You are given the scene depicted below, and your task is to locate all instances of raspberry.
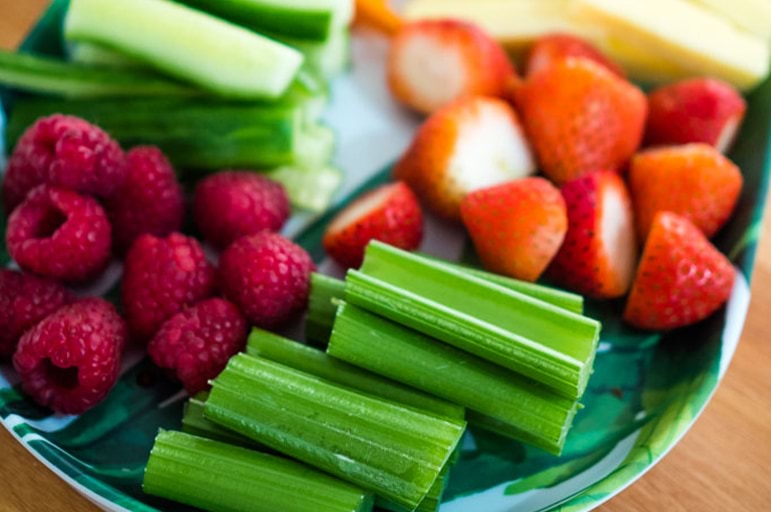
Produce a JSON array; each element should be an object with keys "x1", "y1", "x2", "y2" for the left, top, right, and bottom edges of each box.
[
  {"x1": 107, "y1": 146, "x2": 184, "y2": 254},
  {"x1": 0, "y1": 270, "x2": 72, "y2": 359},
  {"x1": 13, "y1": 298, "x2": 126, "y2": 414},
  {"x1": 6, "y1": 185, "x2": 112, "y2": 283},
  {"x1": 122, "y1": 233, "x2": 217, "y2": 341},
  {"x1": 192, "y1": 171, "x2": 290, "y2": 249},
  {"x1": 148, "y1": 298, "x2": 247, "y2": 394},
  {"x1": 3, "y1": 114, "x2": 125, "y2": 213},
  {"x1": 219, "y1": 232, "x2": 314, "y2": 328}
]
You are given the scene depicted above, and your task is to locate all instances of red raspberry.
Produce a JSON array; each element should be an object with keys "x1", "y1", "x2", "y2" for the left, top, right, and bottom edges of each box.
[
  {"x1": 192, "y1": 171, "x2": 290, "y2": 249},
  {"x1": 107, "y1": 146, "x2": 185, "y2": 254},
  {"x1": 148, "y1": 298, "x2": 247, "y2": 394},
  {"x1": 219, "y1": 232, "x2": 314, "y2": 328},
  {"x1": 122, "y1": 233, "x2": 217, "y2": 341},
  {"x1": 3, "y1": 115, "x2": 125, "y2": 213},
  {"x1": 13, "y1": 298, "x2": 126, "y2": 414},
  {"x1": 0, "y1": 270, "x2": 72, "y2": 359},
  {"x1": 6, "y1": 185, "x2": 112, "y2": 283}
]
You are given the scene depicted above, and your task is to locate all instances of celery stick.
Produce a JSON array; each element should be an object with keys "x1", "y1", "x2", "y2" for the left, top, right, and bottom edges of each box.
[
  {"x1": 351, "y1": 242, "x2": 601, "y2": 400},
  {"x1": 178, "y1": 0, "x2": 354, "y2": 42},
  {"x1": 68, "y1": 42, "x2": 144, "y2": 69},
  {"x1": 246, "y1": 328, "x2": 464, "y2": 420},
  {"x1": 306, "y1": 273, "x2": 347, "y2": 345},
  {"x1": 271, "y1": 29, "x2": 352, "y2": 78},
  {"x1": 182, "y1": 393, "x2": 263, "y2": 449},
  {"x1": 378, "y1": 470, "x2": 450, "y2": 512},
  {"x1": 266, "y1": 165, "x2": 342, "y2": 212},
  {"x1": 205, "y1": 354, "x2": 465, "y2": 509},
  {"x1": 144, "y1": 430, "x2": 373, "y2": 512},
  {"x1": 328, "y1": 303, "x2": 580, "y2": 455},
  {"x1": 65, "y1": 0, "x2": 304, "y2": 99},
  {"x1": 0, "y1": 50, "x2": 196, "y2": 98}
]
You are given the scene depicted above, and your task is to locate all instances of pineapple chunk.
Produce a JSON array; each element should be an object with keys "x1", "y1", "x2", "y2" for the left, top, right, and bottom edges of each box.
[
  {"x1": 690, "y1": 0, "x2": 771, "y2": 40},
  {"x1": 573, "y1": 0, "x2": 770, "y2": 90}
]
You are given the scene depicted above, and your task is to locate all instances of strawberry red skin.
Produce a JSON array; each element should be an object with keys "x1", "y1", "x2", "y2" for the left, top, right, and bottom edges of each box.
[
  {"x1": 525, "y1": 33, "x2": 625, "y2": 78},
  {"x1": 548, "y1": 171, "x2": 637, "y2": 299},
  {"x1": 624, "y1": 212, "x2": 735, "y2": 330},
  {"x1": 645, "y1": 78, "x2": 746, "y2": 152},
  {"x1": 388, "y1": 19, "x2": 515, "y2": 113},
  {"x1": 519, "y1": 58, "x2": 647, "y2": 185},
  {"x1": 461, "y1": 177, "x2": 567, "y2": 282},
  {"x1": 630, "y1": 144, "x2": 743, "y2": 241}
]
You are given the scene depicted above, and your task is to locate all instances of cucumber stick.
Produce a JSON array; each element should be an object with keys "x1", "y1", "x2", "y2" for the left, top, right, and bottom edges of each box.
[
  {"x1": 0, "y1": 50, "x2": 196, "y2": 98},
  {"x1": 205, "y1": 354, "x2": 465, "y2": 510},
  {"x1": 68, "y1": 42, "x2": 144, "y2": 69},
  {"x1": 179, "y1": 0, "x2": 354, "y2": 42},
  {"x1": 144, "y1": 430, "x2": 373, "y2": 512},
  {"x1": 246, "y1": 328, "x2": 465, "y2": 420},
  {"x1": 266, "y1": 164, "x2": 342, "y2": 212},
  {"x1": 273, "y1": 29, "x2": 352, "y2": 78},
  {"x1": 351, "y1": 242, "x2": 601, "y2": 400},
  {"x1": 328, "y1": 303, "x2": 580, "y2": 455},
  {"x1": 65, "y1": 0, "x2": 303, "y2": 99}
]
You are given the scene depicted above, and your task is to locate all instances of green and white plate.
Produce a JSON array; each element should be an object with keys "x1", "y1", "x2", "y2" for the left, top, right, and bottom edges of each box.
[{"x1": 1, "y1": 2, "x2": 770, "y2": 511}]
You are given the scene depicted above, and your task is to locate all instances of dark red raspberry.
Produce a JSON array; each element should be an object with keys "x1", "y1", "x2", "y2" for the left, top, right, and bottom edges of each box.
[
  {"x1": 193, "y1": 171, "x2": 290, "y2": 249},
  {"x1": 6, "y1": 185, "x2": 112, "y2": 283},
  {"x1": 3, "y1": 114, "x2": 125, "y2": 213},
  {"x1": 122, "y1": 233, "x2": 217, "y2": 341},
  {"x1": 107, "y1": 146, "x2": 184, "y2": 254},
  {"x1": 148, "y1": 298, "x2": 247, "y2": 394},
  {"x1": 0, "y1": 270, "x2": 72, "y2": 359},
  {"x1": 219, "y1": 232, "x2": 314, "y2": 328},
  {"x1": 13, "y1": 298, "x2": 126, "y2": 414}
]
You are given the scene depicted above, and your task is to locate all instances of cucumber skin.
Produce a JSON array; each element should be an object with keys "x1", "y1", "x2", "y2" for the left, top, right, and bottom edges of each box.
[
  {"x1": 179, "y1": 0, "x2": 335, "y2": 41},
  {"x1": 65, "y1": 0, "x2": 304, "y2": 99}
]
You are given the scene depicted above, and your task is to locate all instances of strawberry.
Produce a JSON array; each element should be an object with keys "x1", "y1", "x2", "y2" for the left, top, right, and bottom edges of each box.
[
  {"x1": 624, "y1": 212, "x2": 735, "y2": 331},
  {"x1": 525, "y1": 33, "x2": 625, "y2": 78},
  {"x1": 645, "y1": 78, "x2": 746, "y2": 153},
  {"x1": 518, "y1": 57, "x2": 647, "y2": 185},
  {"x1": 548, "y1": 172, "x2": 638, "y2": 299},
  {"x1": 461, "y1": 177, "x2": 567, "y2": 282},
  {"x1": 323, "y1": 181, "x2": 424, "y2": 269},
  {"x1": 388, "y1": 19, "x2": 515, "y2": 114},
  {"x1": 629, "y1": 144, "x2": 743, "y2": 241},
  {"x1": 394, "y1": 96, "x2": 535, "y2": 220}
]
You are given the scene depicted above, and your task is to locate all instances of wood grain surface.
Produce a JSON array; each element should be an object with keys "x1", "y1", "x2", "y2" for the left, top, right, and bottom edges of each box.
[{"x1": 1, "y1": 2, "x2": 770, "y2": 511}]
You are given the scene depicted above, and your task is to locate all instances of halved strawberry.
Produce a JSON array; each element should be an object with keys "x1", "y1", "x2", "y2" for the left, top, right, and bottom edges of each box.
[
  {"x1": 518, "y1": 57, "x2": 647, "y2": 185},
  {"x1": 645, "y1": 78, "x2": 746, "y2": 153},
  {"x1": 548, "y1": 171, "x2": 638, "y2": 299},
  {"x1": 394, "y1": 96, "x2": 535, "y2": 220},
  {"x1": 323, "y1": 181, "x2": 423, "y2": 269},
  {"x1": 629, "y1": 144, "x2": 743, "y2": 241},
  {"x1": 624, "y1": 212, "x2": 735, "y2": 331},
  {"x1": 388, "y1": 19, "x2": 515, "y2": 113},
  {"x1": 461, "y1": 177, "x2": 567, "y2": 282},
  {"x1": 525, "y1": 33, "x2": 625, "y2": 78}
]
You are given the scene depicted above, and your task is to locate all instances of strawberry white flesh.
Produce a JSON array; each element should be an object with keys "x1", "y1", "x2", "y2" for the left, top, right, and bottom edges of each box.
[
  {"x1": 600, "y1": 183, "x2": 638, "y2": 291},
  {"x1": 327, "y1": 186, "x2": 394, "y2": 234}
]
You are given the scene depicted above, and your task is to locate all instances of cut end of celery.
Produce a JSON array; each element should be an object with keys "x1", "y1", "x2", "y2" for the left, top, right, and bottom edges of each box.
[{"x1": 267, "y1": 164, "x2": 342, "y2": 212}]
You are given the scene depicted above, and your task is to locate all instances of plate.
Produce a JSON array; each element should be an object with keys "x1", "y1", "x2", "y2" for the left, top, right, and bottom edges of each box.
[{"x1": 1, "y1": 2, "x2": 770, "y2": 511}]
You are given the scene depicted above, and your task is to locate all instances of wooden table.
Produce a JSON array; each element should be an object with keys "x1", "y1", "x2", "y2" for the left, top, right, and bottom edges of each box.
[{"x1": 2, "y1": 2, "x2": 771, "y2": 511}]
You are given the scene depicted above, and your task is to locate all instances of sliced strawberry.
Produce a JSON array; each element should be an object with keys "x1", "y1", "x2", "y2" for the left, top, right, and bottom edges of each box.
[
  {"x1": 394, "y1": 96, "x2": 535, "y2": 220},
  {"x1": 624, "y1": 212, "x2": 735, "y2": 331},
  {"x1": 461, "y1": 177, "x2": 567, "y2": 282},
  {"x1": 388, "y1": 19, "x2": 515, "y2": 113},
  {"x1": 525, "y1": 33, "x2": 625, "y2": 78},
  {"x1": 645, "y1": 78, "x2": 746, "y2": 153},
  {"x1": 323, "y1": 181, "x2": 423, "y2": 269},
  {"x1": 548, "y1": 171, "x2": 638, "y2": 299},
  {"x1": 518, "y1": 57, "x2": 647, "y2": 185},
  {"x1": 630, "y1": 144, "x2": 743, "y2": 241}
]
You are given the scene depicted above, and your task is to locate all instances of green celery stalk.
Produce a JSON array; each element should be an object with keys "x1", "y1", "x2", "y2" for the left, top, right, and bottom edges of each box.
[
  {"x1": 0, "y1": 50, "x2": 197, "y2": 98},
  {"x1": 205, "y1": 354, "x2": 465, "y2": 510},
  {"x1": 378, "y1": 470, "x2": 450, "y2": 512},
  {"x1": 270, "y1": 29, "x2": 352, "y2": 78},
  {"x1": 144, "y1": 430, "x2": 373, "y2": 512},
  {"x1": 266, "y1": 165, "x2": 342, "y2": 212},
  {"x1": 182, "y1": 393, "x2": 262, "y2": 449},
  {"x1": 350, "y1": 242, "x2": 601, "y2": 400},
  {"x1": 246, "y1": 327, "x2": 464, "y2": 420},
  {"x1": 306, "y1": 273, "x2": 347, "y2": 345},
  {"x1": 66, "y1": 0, "x2": 304, "y2": 99},
  {"x1": 328, "y1": 303, "x2": 580, "y2": 455},
  {"x1": 420, "y1": 255, "x2": 584, "y2": 315},
  {"x1": 68, "y1": 42, "x2": 144, "y2": 69}
]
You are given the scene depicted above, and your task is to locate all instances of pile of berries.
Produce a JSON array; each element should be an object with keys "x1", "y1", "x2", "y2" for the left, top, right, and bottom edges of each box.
[{"x1": 1, "y1": 115, "x2": 314, "y2": 414}]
